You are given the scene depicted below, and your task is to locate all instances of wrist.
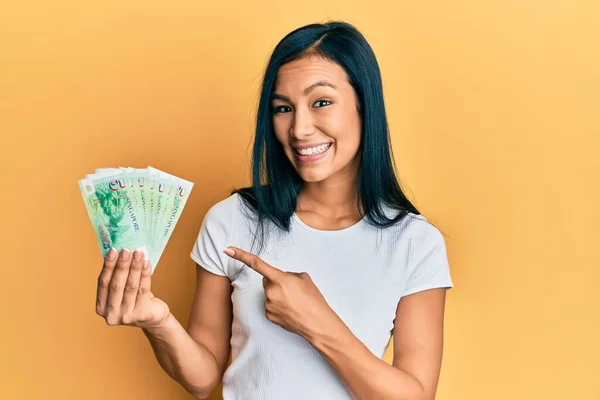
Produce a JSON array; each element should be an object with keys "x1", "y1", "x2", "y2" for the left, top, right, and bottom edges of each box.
[
  {"x1": 143, "y1": 312, "x2": 175, "y2": 336},
  {"x1": 304, "y1": 312, "x2": 349, "y2": 349}
]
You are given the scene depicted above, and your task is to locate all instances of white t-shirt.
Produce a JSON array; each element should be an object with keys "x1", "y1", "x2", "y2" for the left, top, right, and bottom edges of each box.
[{"x1": 190, "y1": 193, "x2": 454, "y2": 400}]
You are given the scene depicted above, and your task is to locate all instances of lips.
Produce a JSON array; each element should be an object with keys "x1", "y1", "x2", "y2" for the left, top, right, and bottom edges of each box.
[{"x1": 293, "y1": 143, "x2": 333, "y2": 164}]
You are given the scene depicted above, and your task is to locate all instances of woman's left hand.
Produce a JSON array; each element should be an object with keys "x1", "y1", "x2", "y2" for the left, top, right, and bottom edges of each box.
[{"x1": 223, "y1": 246, "x2": 338, "y2": 340}]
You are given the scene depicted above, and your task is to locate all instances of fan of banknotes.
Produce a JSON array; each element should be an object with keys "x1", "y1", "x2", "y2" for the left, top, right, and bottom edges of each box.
[{"x1": 78, "y1": 166, "x2": 194, "y2": 274}]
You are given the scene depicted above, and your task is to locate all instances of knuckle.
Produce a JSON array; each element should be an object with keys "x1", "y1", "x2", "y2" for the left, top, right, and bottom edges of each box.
[
  {"x1": 101, "y1": 264, "x2": 115, "y2": 274},
  {"x1": 115, "y1": 261, "x2": 130, "y2": 271},
  {"x1": 138, "y1": 285, "x2": 150, "y2": 295},
  {"x1": 124, "y1": 282, "x2": 139, "y2": 293},
  {"x1": 95, "y1": 301, "x2": 103, "y2": 316},
  {"x1": 250, "y1": 257, "x2": 261, "y2": 270},
  {"x1": 266, "y1": 288, "x2": 279, "y2": 301},
  {"x1": 300, "y1": 272, "x2": 310, "y2": 279},
  {"x1": 105, "y1": 314, "x2": 120, "y2": 326},
  {"x1": 106, "y1": 303, "x2": 117, "y2": 315},
  {"x1": 121, "y1": 314, "x2": 132, "y2": 325},
  {"x1": 130, "y1": 260, "x2": 143, "y2": 270},
  {"x1": 97, "y1": 278, "x2": 110, "y2": 289},
  {"x1": 108, "y1": 282, "x2": 122, "y2": 293}
]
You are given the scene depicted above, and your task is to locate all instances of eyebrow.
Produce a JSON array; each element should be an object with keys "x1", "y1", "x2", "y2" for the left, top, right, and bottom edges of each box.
[{"x1": 272, "y1": 80, "x2": 337, "y2": 102}]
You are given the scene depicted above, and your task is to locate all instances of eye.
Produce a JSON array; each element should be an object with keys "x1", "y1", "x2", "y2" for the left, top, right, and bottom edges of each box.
[
  {"x1": 273, "y1": 105, "x2": 291, "y2": 114},
  {"x1": 313, "y1": 99, "x2": 331, "y2": 108}
]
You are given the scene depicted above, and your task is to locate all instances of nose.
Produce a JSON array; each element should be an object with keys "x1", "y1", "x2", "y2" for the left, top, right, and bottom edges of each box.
[{"x1": 289, "y1": 107, "x2": 315, "y2": 139}]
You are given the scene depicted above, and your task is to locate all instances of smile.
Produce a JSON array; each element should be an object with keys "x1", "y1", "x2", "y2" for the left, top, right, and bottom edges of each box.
[
  {"x1": 293, "y1": 143, "x2": 333, "y2": 164},
  {"x1": 294, "y1": 143, "x2": 332, "y2": 156}
]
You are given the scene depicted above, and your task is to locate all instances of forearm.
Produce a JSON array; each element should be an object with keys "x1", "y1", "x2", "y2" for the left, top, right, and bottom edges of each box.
[
  {"x1": 142, "y1": 313, "x2": 221, "y2": 399},
  {"x1": 308, "y1": 320, "x2": 424, "y2": 400}
]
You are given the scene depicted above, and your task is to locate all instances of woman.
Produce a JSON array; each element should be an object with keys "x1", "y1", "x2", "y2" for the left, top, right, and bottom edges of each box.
[{"x1": 96, "y1": 21, "x2": 454, "y2": 400}]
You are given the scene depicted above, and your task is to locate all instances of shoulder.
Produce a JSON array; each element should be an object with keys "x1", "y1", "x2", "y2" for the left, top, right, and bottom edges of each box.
[
  {"x1": 379, "y1": 205, "x2": 446, "y2": 250},
  {"x1": 201, "y1": 192, "x2": 259, "y2": 241},
  {"x1": 404, "y1": 213, "x2": 444, "y2": 243},
  {"x1": 397, "y1": 214, "x2": 448, "y2": 273},
  {"x1": 191, "y1": 193, "x2": 251, "y2": 277}
]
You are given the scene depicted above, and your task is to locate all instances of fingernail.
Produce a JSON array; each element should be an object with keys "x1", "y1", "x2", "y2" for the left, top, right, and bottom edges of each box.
[
  {"x1": 120, "y1": 248, "x2": 130, "y2": 261},
  {"x1": 223, "y1": 247, "x2": 235, "y2": 257},
  {"x1": 135, "y1": 247, "x2": 146, "y2": 259},
  {"x1": 107, "y1": 248, "x2": 118, "y2": 261},
  {"x1": 133, "y1": 250, "x2": 142, "y2": 261},
  {"x1": 144, "y1": 260, "x2": 150, "y2": 269}
]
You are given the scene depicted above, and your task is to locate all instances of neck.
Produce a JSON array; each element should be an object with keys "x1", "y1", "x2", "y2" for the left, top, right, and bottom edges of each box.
[{"x1": 297, "y1": 167, "x2": 361, "y2": 219}]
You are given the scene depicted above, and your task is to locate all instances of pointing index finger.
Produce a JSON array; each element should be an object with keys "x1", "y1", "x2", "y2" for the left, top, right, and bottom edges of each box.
[{"x1": 224, "y1": 246, "x2": 283, "y2": 281}]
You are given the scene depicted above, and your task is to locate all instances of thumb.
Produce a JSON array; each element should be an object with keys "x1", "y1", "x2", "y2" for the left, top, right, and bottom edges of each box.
[{"x1": 288, "y1": 271, "x2": 311, "y2": 281}]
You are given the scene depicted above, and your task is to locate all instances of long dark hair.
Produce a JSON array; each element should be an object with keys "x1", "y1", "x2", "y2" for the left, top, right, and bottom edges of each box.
[{"x1": 232, "y1": 21, "x2": 420, "y2": 253}]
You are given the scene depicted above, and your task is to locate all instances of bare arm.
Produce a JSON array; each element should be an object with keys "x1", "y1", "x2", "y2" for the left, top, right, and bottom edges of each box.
[
  {"x1": 310, "y1": 288, "x2": 448, "y2": 400},
  {"x1": 142, "y1": 265, "x2": 233, "y2": 399}
]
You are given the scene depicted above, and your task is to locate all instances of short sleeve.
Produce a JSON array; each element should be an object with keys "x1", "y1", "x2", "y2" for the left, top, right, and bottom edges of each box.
[
  {"x1": 402, "y1": 219, "x2": 454, "y2": 297},
  {"x1": 190, "y1": 195, "x2": 238, "y2": 278}
]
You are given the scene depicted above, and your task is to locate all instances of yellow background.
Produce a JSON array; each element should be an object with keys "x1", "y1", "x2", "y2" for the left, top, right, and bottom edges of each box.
[{"x1": 1, "y1": 1, "x2": 598, "y2": 399}]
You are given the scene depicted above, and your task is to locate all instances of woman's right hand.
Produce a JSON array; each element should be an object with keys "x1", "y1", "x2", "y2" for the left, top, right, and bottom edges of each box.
[{"x1": 96, "y1": 248, "x2": 170, "y2": 329}]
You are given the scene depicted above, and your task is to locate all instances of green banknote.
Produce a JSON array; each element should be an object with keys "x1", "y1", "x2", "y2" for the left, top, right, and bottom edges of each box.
[
  {"x1": 78, "y1": 167, "x2": 194, "y2": 274},
  {"x1": 147, "y1": 167, "x2": 194, "y2": 266}
]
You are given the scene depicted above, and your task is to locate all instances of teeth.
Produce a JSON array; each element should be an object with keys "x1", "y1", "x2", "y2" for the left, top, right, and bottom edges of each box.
[{"x1": 297, "y1": 143, "x2": 330, "y2": 156}]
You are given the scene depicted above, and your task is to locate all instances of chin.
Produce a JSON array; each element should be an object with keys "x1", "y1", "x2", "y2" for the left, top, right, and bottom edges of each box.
[{"x1": 295, "y1": 168, "x2": 331, "y2": 183}]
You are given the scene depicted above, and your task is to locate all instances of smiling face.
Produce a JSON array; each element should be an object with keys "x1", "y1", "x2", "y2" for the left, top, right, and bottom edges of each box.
[{"x1": 271, "y1": 56, "x2": 362, "y2": 184}]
